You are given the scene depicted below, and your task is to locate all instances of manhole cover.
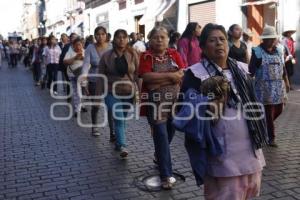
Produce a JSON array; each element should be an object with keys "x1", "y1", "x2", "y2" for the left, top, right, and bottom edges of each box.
[{"x1": 134, "y1": 172, "x2": 185, "y2": 192}]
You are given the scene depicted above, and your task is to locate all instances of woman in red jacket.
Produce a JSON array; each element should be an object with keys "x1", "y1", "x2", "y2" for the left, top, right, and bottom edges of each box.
[{"x1": 139, "y1": 26, "x2": 185, "y2": 190}]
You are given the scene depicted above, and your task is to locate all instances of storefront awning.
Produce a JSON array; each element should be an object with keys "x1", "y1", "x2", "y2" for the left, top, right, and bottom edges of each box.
[
  {"x1": 139, "y1": 0, "x2": 176, "y2": 25},
  {"x1": 241, "y1": 0, "x2": 278, "y2": 6}
]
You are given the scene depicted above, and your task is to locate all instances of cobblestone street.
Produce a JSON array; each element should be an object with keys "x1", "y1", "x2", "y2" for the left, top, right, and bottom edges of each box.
[{"x1": 1, "y1": 62, "x2": 300, "y2": 200}]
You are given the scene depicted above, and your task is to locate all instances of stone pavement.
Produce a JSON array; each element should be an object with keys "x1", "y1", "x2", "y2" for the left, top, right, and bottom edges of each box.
[{"x1": 0, "y1": 61, "x2": 300, "y2": 200}]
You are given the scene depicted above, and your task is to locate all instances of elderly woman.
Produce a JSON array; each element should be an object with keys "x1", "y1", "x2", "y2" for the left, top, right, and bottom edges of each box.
[
  {"x1": 63, "y1": 38, "x2": 84, "y2": 117},
  {"x1": 249, "y1": 25, "x2": 290, "y2": 147},
  {"x1": 97, "y1": 29, "x2": 139, "y2": 158},
  {"x1": 179, "y1": 23, "x2": 267, "y2": 199},
  {"x1": 139, "y1": 26, "x2": 185, "y2": 189}
]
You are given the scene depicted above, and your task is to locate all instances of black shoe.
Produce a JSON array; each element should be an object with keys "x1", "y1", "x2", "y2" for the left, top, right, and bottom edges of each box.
[
  {"x1": 41, "y1": 81, "x2": 45, "y2": 89},
  {"x1": 109, "y1": 134, "x2": 116, "y2": 143},
  {"x1": 81, "y1": 107, "x2": 88, "y2": 112},
  {"x1": 73, "y1": 112, "x2": 78, "y2": 118},
  {"x1": 269, "y1": 141, "x2": 278, "y2": 148},
  {"x1": 153, "y1": 153, "x2": 158, "y2": 165}
]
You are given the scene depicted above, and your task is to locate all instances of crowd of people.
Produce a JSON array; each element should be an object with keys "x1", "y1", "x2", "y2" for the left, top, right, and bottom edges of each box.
[{"x1": 0, "y1": 22, "x2": 297, "y2": 198}]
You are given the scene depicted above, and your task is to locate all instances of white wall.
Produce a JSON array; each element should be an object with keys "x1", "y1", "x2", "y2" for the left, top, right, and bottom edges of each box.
[
  {"x1": 46, "y1": 0, "x2": 68, "y2": 26},
  {"x1": 83, "y1": 2, "x2": 112, "y2": 36},
  {"x1": 278, "y1": 0, "x2": 299, "y2": 35},
  {"x1": 178, "y1": 0, "x2": 188, "y2": 33},
  {"x1": 85, "y1": 0, "x2": 156, "y2": 39},
  {"x1": 215, "y1": 0, "x2": 243, "y2": 30}
]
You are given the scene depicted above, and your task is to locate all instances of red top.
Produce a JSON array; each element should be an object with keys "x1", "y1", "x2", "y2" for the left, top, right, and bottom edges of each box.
[
  {"x1": 138, "y1": 48, "x2": 185, "y2": 116},
  {"x1": 286, "y1": 37, "x2": 295, "y2": 57},
  {"x1": 138, "y1": 48, "x2": 185, "y2": 76}
]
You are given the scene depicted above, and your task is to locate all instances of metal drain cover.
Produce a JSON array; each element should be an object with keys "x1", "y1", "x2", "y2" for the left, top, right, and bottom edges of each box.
[
  {"x1": 134, "y1": 172, "x2": 185, "y2": 192},
  {"x1": 144, "y1": 175, "x2": 161, "y2": 188}
]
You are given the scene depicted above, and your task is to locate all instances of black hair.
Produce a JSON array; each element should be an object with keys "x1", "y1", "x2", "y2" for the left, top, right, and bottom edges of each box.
[
  {"x1": 47, "y1": 35, "x2": 56, "y2": 47},
  {"x1": 61, "y1": 33, "x2": 68, "y2": 38},
  {"x1": 169, "y1": 32, "x2": 181, "y2": 45},
  {"x1": 180, "y1": 22, "x2": 200, "y2": 51},
  {"x1": 94, "y1": 26, "x2": 107, "y2": 36},
  {"x1": 168, "y1": 29, "x2": 175, "y2": 38},
  {"x1": 107, "y1": 33, "x2": 111, "y2": 40},
  {"x1": 113, "y1": 29, "x2": 128, "y2": 47},
  {"x1": 181, "y1": 22, "x2": 200, "y2": 39},
  {"x1": 69, "y1": 33, "x2": 77, "y2": 39},
  {"x1": 113, "y1": 29, "x2": 134, "y2": 56},
  {"x1": 199, "y1": 23, "x2": 227, "y2": 49},
  {"x1": 72, "y1": 37, "x2": 82, "y2": 45},
  {"x1": 129, "y1": 32, "x2": 136, "y2": 38},
  {"x1": 227, "y1": 24, "x2": 239, "y2": 41}
]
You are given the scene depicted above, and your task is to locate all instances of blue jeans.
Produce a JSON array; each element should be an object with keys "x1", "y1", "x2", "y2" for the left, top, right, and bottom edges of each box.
[
  {"x1": 152, "y1": 118, "x2": 175, "y2": 179},
  {"x1": 70, "y1": 77, "x2": 80, "y2": 112},
  {"x1": 105, "y1": 93, "x2": 132, "y2": 148}
]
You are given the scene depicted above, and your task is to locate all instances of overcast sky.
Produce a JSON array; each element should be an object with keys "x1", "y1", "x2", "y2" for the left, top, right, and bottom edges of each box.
[{"x1": 0, "y1": 0, "x2": 23, "y2": 38}]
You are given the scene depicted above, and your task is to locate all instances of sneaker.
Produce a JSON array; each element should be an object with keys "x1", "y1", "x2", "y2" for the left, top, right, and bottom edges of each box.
[
  {"x1": 73, "y1": 112, "x2": 78, "y2": 118},
  {"x1": 53, "y1": 91, "x2": 58, "y2": 95},
  {"x1": 91, "y1": 128, "x2": 100, "y2": 137},
  {"x1": 120, "y1": 147, "x2": 128, "y2": 158},
  {"x1": 161, "y1": 177, "x2": 175, "y2": 190}
]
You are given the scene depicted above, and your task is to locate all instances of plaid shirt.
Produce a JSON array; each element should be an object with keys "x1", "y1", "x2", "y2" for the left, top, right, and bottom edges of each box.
[{"x1": 43, "y1": 45, "x2": 61, "y2": 65}]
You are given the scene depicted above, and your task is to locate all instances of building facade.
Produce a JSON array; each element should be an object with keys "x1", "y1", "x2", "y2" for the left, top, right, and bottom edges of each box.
[
  {"x1": 45, "y1": 0, "x2": 85, "y2": 38},
  {"x1": 83, "y1": 0, "x2": 178, "y2": 38},
  {"x1": 22, "y1": 0, "x2": 40, "y2": 39},
  {"x1": 20, "y1": 0, "x2": 298, "y2": 44}
]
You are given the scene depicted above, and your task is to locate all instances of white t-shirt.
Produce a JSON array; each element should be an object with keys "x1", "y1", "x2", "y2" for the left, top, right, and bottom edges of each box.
[
  {"x1": 133, "y1": 40, "x2": 146, "y2": 53},
  {"x1": 64, "y1": 47, "x2": 84, "y2": 77}
]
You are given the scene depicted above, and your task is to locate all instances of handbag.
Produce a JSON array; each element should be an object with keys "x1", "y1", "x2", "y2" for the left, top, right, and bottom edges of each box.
[{"x1": 69, "y1": 66, "x2": 82, "y2": 78}]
